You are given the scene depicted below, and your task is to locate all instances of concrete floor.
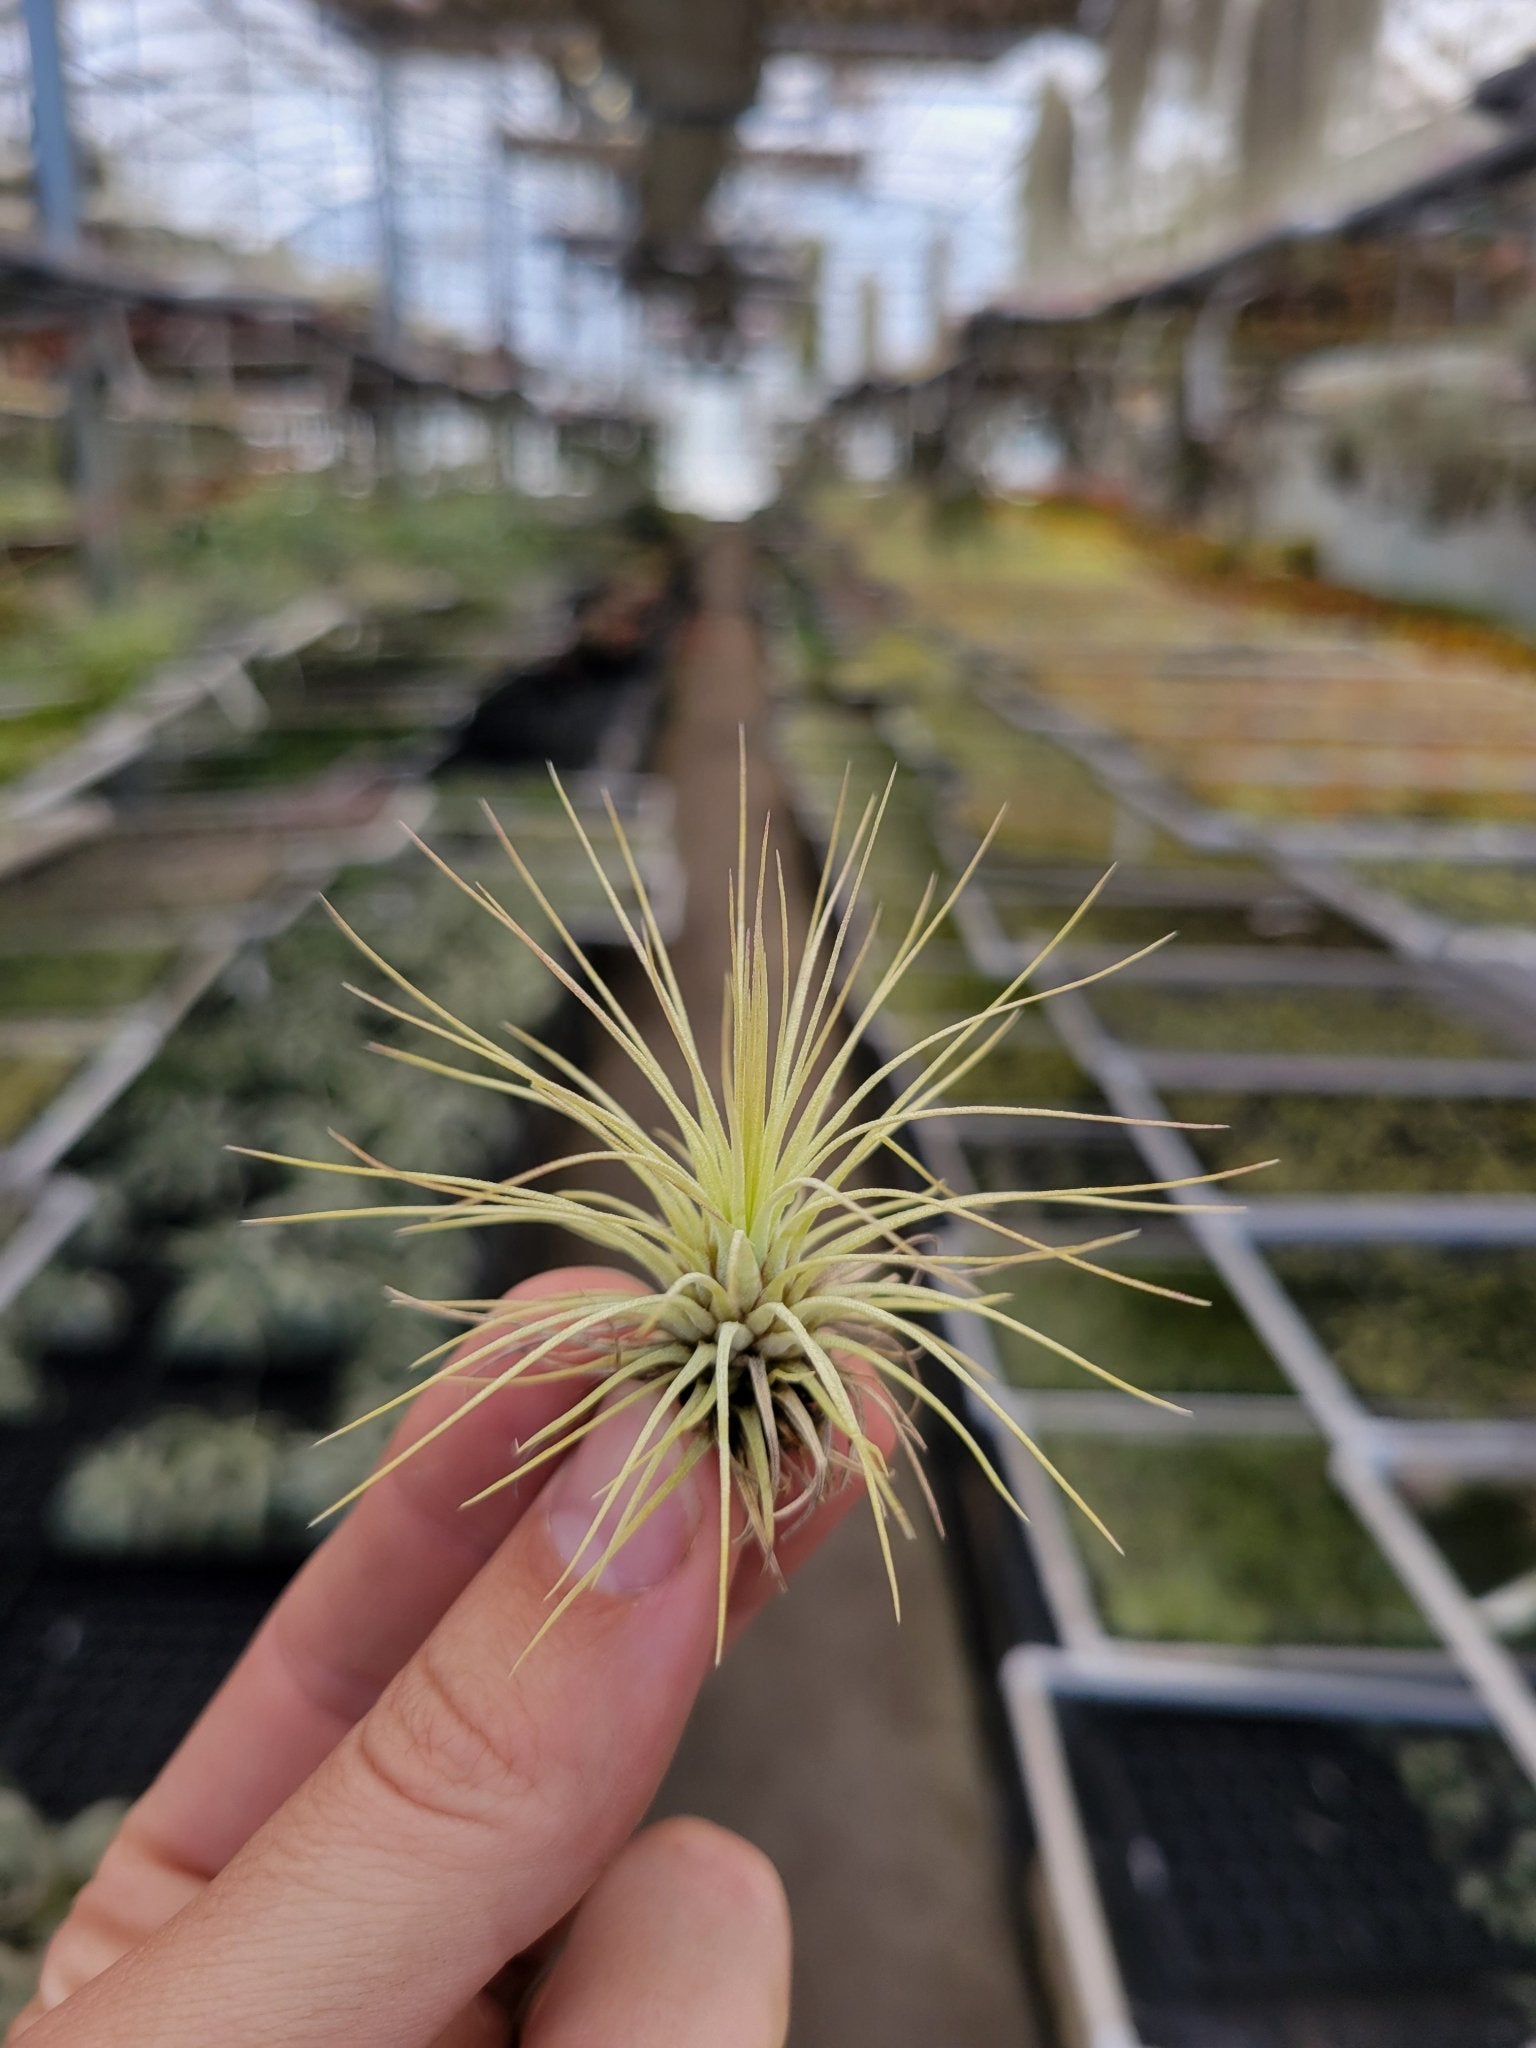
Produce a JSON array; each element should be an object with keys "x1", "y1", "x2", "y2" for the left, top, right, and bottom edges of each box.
[{"x1": 613, "y1": 531, "x2": 1037, "y2": 2046}]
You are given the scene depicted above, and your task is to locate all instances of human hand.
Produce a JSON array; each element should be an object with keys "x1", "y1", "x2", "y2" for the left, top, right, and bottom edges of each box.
[{"x1": 13, "y1": 1267, "x2": 875, "y2": 2045}]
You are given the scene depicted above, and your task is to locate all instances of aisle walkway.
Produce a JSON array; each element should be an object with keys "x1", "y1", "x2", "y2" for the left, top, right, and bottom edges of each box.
[{"x1": 635, "y1": 529, "x2": 1036, "y2": 2047}]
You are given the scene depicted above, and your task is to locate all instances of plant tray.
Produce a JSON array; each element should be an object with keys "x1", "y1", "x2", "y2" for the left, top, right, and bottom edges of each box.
[
  {"x1": 1165, "y1": 1092, "x2": 1536, "y2": 1199},
  {"x1": 1058, "y1": 1695, "x2": 1536, "y2": 2017},
  {"x1": 989, "y1": 887, "x2": 1372, "y2": 953},
  {"x1": 1272, "y1": 1248, "x2": 1536, "y2": 1419},
  {"x1": 132, "y1": 727, "x2": 391, "y2": 795},
  {"x1": 0, "y1": 1562, "x2": 288, "y2": 1816},
  {"x1": 1038, "y1": 1434, "x2": 1432, "y2": 1650},
  {"x1": 1090, "y1": 982, "x2": 1518, "y2": 1063},
  {"x1": 1350, "y1": 862, "x2": 1536, "y2": 927},
  {"x1": 990, "y1": 1252, "x2": 1288, "y2": 1398},
  {"x1": 0, "y1": 948, "x2": 178, "y2": 1019},
  {"x1": 0, "y1": 1056, "x2": 82, "y2": 1146}
]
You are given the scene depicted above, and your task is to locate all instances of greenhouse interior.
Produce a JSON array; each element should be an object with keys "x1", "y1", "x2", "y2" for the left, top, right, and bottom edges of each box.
[{"x1": 7, "y1": 1, "x2": 1536, "y2": 2044}]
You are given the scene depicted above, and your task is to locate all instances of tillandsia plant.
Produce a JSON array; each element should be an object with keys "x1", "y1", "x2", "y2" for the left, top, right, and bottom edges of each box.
[{"x1": 248, "y1": 763, "x2": 1258, "y2": 1656}]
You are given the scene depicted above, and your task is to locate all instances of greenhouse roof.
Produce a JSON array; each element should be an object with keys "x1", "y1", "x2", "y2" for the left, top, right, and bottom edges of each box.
[{"x1": 321, "y1": 0, "x2": 1082, "y2": 60}]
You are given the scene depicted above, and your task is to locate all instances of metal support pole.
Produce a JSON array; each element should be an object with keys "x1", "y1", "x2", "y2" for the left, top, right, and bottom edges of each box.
[
  {"x1": 371, "y1": 41, "x2": 405, "y2": 355},
  {"x1": 483, "y1": 73, "x2": 510, "y2": 354},
  {"x1": 368, "y1": 40, "x2": 407, "y2": 481},
  {"x1": 21, "y1": 0, "x2": 121, "y2": 602},
  {"x1": 22, "y1": 0, "x2": 79, "y2": 253}
]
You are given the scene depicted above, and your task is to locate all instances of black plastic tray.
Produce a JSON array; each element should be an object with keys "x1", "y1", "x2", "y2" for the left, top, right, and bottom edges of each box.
[
  {"x1": 0, "y1": 1560, "x2": 290, "y2": 1815},
  {"x1": 1058, "y1": 1698, "x2": 1536, "y2": 2003}
]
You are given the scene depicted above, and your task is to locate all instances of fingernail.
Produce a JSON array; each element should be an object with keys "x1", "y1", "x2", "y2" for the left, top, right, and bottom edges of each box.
[{"x1": 547, "y1": 1397, "x2": 702, "y2": 1594}]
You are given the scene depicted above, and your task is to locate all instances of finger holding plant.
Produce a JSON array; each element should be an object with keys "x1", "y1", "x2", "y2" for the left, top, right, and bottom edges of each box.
[{"x1": 11, "y1": 1267, "x2": 835, "y2": 2047}]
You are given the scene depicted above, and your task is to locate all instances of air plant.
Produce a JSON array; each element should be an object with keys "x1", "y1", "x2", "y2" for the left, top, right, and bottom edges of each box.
[{"x1": 250, "y1": 761, "x2": 1257, "y2": 1656}]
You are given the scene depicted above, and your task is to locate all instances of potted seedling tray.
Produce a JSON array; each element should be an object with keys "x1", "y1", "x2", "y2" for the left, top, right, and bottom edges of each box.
[
  {"x1": 0, "y1": 594, "x2": 349, "y2": 835},
  {"x1": 1090, "y1": 976, "x2": 1527, "y2": 1063},
  {"x1": 46, "y1": 1405, "x2": 334, "y2": 1570},
  {"x1": 954, "y1": 885, "x2": 1389, "y2": 1001},
  {"x1": 863, "y1": 969, "x2": 1106, "y2": 1117},
  {"x1": 0, "y1": 829, "x2": 290, "y2": 930},
  {"x1": 116, "y1": 725, "x2": 419, "y2": 800},
  {"x1": 936, "y1": 1125, "x2": 1167, "y2": 1235},
  {"x1": 1347, "y1": 861, "x2": 1536, "y2": 931},
  {"x1": 1005, "y1": 1646, "x2": 1536, "y2": 2048}
]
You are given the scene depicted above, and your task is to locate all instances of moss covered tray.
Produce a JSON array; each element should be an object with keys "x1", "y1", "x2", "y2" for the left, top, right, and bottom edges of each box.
[
  {"x1": 876, "y1": 969, "x2": 1099, "y2": 1112},
  {"x1": 1042, "y1": 1435, "x2": 1432, "y2": 1649},
  {"x1": 1273, "y1": 1248, "x2": 1536, "y2": 1418},
  {"x1": 991, "y1": 889, "x2": 1373, "y2": 953},
  {"x1": 1351, "y1": 862, "x2": 1536, "y2": 928},
  {"x1": 1092, "y1": 983, "x2": 1514, "y2": 1061},
  {"x1": 990, "y1": 1254, "x2": 1287, "y2": 1396},
  {"x1": 1166, "y1": 1091, "x2": 1536, "y2": 1197},
  {"x1": 0, "y1": 948, "x2": 177, "y2": 1019}
]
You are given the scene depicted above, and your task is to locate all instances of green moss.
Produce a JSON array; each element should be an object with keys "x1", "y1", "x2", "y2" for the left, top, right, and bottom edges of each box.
[
  {"x1": 0, "y1": 1057, "x2": 77, "y2": 1144},
  {"x1": 0, "y1": 948, "x2": 176, "y2": 1017},
  {"x1": 832, "y1": 626, "x2": 953, "y2": 701},
  {"x1": 1352, "y1": 862, "x2": 1536, "y2": 927},
  {"x1": 994, "y1": 890, "x2": 1371, "y2": 951},
  {"x1": 1092, "y1": 983, "x2": 1510, "y2": 1059},
  {"x1": 1044, "y1": 1435, "x2": 1432, "y2": 1647},
  {"x1": 1168, "y1": 1091, "x2": 1536, "y2": 1196},
  {"x1": 1274, "y1": 1248, "x2": 1536, "y2": 1416},
  {"x1": 992, "y1": 1258, "x2": 1286, "y2": 1395}
]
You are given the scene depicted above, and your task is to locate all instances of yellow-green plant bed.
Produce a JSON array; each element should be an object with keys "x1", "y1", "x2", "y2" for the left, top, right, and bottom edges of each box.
[
  {"x1": 1044, "y1": 1435, "x2": 1431, "y2": 1648},
  {"x1": 1167, "y1": 1091, "x2": 1536, "y2": 1197},
  {"x1": 0, "y1": 1056, "x2": 79, "y2": 1145},
  {"x1": 990, "y1": 1254, "x2": 1287, "y2": 1396},
  {"x1": 1351, "y1": 863, "x2": 1536, "y2": 928},
  {"x1": 1092, "y1": 984, "x2": 1511, "y2": 1061},
  {"x1": 0, "y1": 948, "x2": 177, "y2": 1018},
  {"x1": 1274, "y1": 1248, "x2": 1536, "y2": 1417}
]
